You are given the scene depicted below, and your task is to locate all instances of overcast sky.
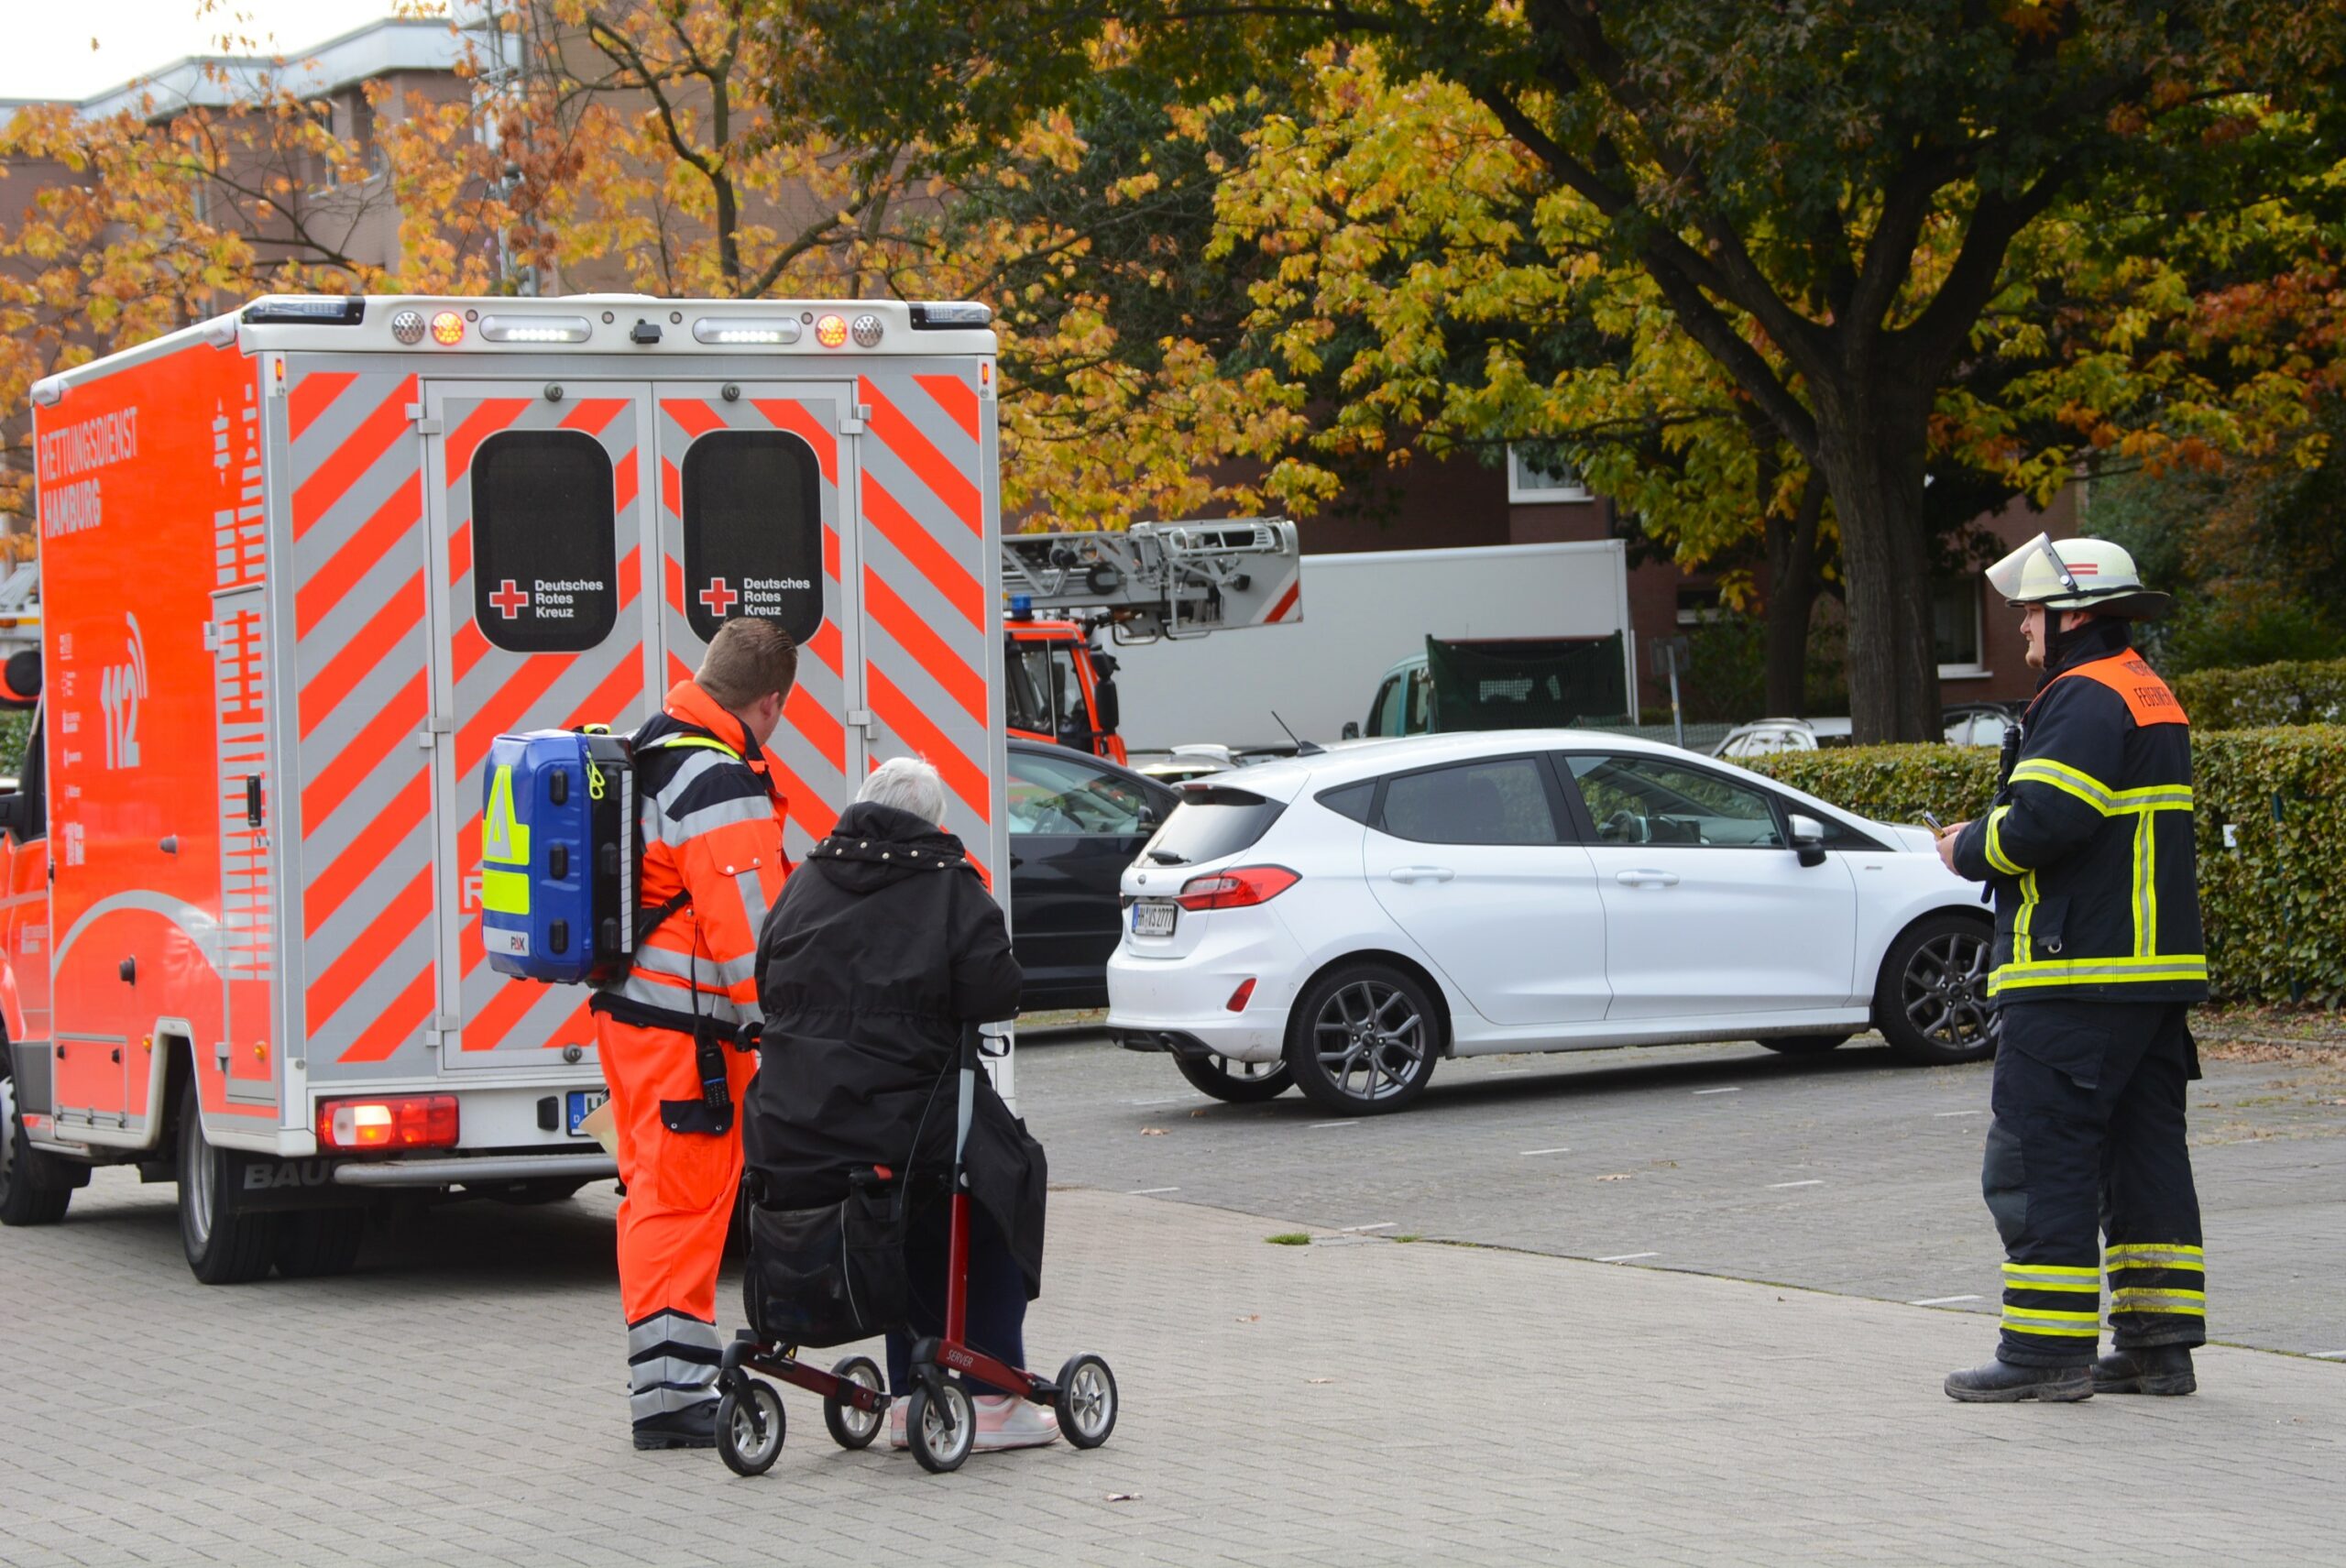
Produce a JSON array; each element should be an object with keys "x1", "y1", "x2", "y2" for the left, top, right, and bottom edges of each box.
[{"x1": 2, "y1": 2, "x2": 433, "y2": 103}]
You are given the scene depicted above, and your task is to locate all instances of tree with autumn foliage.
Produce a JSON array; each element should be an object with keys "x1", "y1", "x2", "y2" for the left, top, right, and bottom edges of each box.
[{"x1": 799, "y1": 0, "x2": 2346, "y2": 740}]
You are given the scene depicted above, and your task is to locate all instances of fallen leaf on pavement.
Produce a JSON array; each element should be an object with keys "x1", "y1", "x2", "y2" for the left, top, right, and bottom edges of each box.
[
  {"x1": 1235, "y1": 1314, "x2": 1259, "y2": 1322},
  {"x1": 1141, "y1": 1127, "x2": 1167, "y2": 1136},
  {"x1": 1307, "y1": 1377, "x2": 1335, "y2": 1385},
  {"x1": 1596, "y1": 1173, "x2": 1633, "y2": 1182},
  {"x1": 1106, "y1": 1493, "x2": 1140, "y2": 1503}
]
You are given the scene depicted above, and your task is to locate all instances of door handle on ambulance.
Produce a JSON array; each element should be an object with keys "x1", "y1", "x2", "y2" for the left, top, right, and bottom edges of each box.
[
  {"x1": 1388, "y1": 866, "x2": 1454, "y2": 883},
  {"x1": 1615, "y1": 869, "x2": 1679, "y2": 888}
]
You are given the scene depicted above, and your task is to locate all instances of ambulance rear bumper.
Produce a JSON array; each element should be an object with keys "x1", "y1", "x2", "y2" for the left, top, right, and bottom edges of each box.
[{"x1": 330, "y1": 1153, "x2": 619, "y2": 1188}]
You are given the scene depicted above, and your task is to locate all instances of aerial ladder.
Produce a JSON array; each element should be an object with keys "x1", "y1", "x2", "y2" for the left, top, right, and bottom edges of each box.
[{"x1": 997, "y1": 519, "x2": 1302, "y2": 762}]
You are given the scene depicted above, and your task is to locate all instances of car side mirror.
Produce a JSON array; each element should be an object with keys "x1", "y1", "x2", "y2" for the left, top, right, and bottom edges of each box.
[
  {"x1": 1787, "y1": 813, "x2": 1827, "y2": 868},
  {"x1": 1341, "y1": 720, "x2": 1360, "y2": 740}
]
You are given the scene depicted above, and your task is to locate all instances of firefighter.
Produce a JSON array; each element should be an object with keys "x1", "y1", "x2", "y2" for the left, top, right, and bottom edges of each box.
[
  {"x1": 1935, "y1": 535, "x2": 2208, "y2": 1403},
  {"x1": 590, "y1": 618, "x2": 796, "y2": 1449}
]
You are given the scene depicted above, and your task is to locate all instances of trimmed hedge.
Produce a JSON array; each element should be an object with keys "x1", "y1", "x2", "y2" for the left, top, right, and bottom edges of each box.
[
  {"x1": 2172, "y1": 658, "x2": 2346, "y2": 729},
  {"x1": 1751, "y1": 727, "x2": 2346, "y2": 1006}
]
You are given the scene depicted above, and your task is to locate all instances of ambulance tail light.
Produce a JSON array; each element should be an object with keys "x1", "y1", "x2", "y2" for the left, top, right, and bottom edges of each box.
[
  {"x1": 693, "y1": 317, "x2": 803, "y2": 345},
  {"x1": 318, "y1": 1095, "x2": 459, "y2": 1153},
  {"x1": 479, "y1": 314, "x2": 592, "y2": 344},
  {"x1": 1175, "y1": 865, "x2": 1299, "y2": 912}
]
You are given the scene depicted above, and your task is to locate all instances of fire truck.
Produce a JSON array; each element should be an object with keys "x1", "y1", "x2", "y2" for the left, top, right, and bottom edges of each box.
[
  {"x1": 997, "y1": 520, "x2": 1302, "y2": 763},
  {"x1": 0, "y1": 294, "x2": 1011, "y2": 1283}
]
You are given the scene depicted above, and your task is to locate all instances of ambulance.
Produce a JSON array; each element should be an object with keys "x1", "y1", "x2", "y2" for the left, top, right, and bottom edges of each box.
[{"x1": 0, "y1": 295, "x2": 1011, "y2": 1283}]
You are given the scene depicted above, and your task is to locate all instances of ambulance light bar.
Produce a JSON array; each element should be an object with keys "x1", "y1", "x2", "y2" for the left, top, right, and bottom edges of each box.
[
  {"x1": 244, "y1": 296, "x2": 367, "y2": 324},
  {"x1": 910, "y1": 302, "x2": 992, "y2": 330},
  {"x1": 318, "y1": 1094, "x2": 460, "y2": 1153},
  {"x1": 693, "y1": 317, "x2": 803, "y2": 345},
  {"x1": 481, "y1": 314, "x2": 593, "y2": 344}
]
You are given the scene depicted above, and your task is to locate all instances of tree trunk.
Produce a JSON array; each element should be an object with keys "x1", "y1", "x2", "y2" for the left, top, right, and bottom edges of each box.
[
  {"x1": 1812, "y1": 388, "x2": 1941, "y2": 742},
  {"x1": 1762, "y1": 472, "x2": 1826, "y2": 717}
]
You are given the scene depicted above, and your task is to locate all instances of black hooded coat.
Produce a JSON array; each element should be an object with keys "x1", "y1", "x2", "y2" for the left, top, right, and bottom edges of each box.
[{"x1": 744, "y1": 802, "x2": 1046, "y2": 1297}]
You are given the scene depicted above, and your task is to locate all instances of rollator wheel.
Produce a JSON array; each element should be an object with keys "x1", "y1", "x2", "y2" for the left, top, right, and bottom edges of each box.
[
  {"x1": 1053, "y1": 1354, "x2": 1119, "y2": 1450},
  {"x1": 716, "y1": 1380, "x2": 786, "y2": 1476},
  {"x1": 905, "y1": 1381, "x2": 973, "y2": 1474},
  {"x1": 823, "y1": 1355, "x2": 886, "y2": 1451}
]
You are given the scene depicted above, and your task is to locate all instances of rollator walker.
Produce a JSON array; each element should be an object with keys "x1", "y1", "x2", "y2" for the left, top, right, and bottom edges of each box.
[{"x1": 713, "y1": 1025, "x2": 1119, "y2": 1475}]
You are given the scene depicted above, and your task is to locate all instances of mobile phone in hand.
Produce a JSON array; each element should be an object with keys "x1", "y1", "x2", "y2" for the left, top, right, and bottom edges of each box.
[{"x1": 1920, "y1": 810, "x2": 1945, "y2": 834}]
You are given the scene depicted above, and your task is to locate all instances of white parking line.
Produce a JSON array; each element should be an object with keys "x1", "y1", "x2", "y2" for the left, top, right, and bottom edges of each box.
[
  {"x1": 1933, "y1": 1110, "x2": 1979, "y2": 1118},
  {"x1": 1487, "y1": 1069, "x2": 1529, "y2": 1076},
  {"x1": 1909, "y1": 1295, "x2": 1983, "y2": 1306},
  {"x1": 1128, "y1": 1097, "x2": 1193, "y2": 1107},
  {"x1": 1767, "y1": 1179, "x2": 1825, "y2": 1189},
  {"x1": 1309, "y1": 1121, "x2": 1361, "y2": 1129},
  {"x1": 1693, "y1": 1087, "x2": 1741, "y2": 1095},
  {"x1": 2312, "y1": 1351, "x2": 2346, "y2": 1360},
  {"x1": 1595, "y1": 1252, "x2": 1660, "y2": 1263},
  {"x1": 1341, "y1": 1223, "x2": 1396, "y2": 1233},
  {"x1": 1127, "y1": 1187, "x2": 1179, "y2": 1196},
  {"x1": 1518, "y1": 1147, "x2": 1573, "y2": 1157}
]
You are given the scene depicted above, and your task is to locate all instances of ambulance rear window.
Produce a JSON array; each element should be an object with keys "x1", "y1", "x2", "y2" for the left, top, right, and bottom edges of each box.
[
  {"x1": 472, "y1": 432, "x2": 619, "y2": 653},
  {"x1": 682, "y1": 431, "x2": 824, "y2": 644}
]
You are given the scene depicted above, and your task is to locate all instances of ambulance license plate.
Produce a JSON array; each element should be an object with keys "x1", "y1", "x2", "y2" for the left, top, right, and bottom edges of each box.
[
  {"x1": 565, "y1": 1089, "x2": 608, "y2": 1136},
  {"x1": 1132, "y1": 901, "x2": 1178, "y2": 938}
]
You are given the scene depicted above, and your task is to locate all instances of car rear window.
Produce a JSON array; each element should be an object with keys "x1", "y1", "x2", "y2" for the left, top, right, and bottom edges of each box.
[{"x1": 1143, "y1": 786, "x2": 1285, "y2": 867}]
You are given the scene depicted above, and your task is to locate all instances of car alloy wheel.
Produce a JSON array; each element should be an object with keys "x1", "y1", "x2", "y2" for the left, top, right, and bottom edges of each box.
[
  {"x1": 1876, "y1": 914, "x2": 2000, "y2": 1066},
  {"x1": 1286, "y1": 963, "x2": 1440, "y2": 1114}
]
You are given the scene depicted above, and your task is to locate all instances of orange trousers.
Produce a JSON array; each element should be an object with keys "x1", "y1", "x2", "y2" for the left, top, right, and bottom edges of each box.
[{"x1": 596, "y1": 1016, "x2": 760, "y2": 1324}]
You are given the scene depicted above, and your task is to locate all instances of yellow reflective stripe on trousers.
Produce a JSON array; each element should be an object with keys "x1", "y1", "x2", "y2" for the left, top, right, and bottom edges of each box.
[
  {"x1": 1984, "y1": 806, "x2": 2023, "y2": 877},
  {"x1": 2002, "y1": 1268, "x2": 2099, "y2": 1293},
  {"x1": 1990, "y1": 954, "x2": 2209, "y2": 994},
  {"x1": 2111, "y1": 1288, "x2": 2206, "y2": 1315},
  {"x1": 2001, "y1": 1308, "x2": 2101, "y2": 1337},
  {"x1": 2106, "y1": 1243, "x2": 2205, "y2": 1266}
]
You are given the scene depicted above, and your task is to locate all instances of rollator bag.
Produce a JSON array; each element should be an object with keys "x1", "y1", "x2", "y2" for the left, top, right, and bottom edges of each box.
[
  {"x1": 480, "y1": 729, "x2": 638, "y2": 984},
  {"x1": 742, "y1": 1188, "x2": 909, "y2": 1349}
]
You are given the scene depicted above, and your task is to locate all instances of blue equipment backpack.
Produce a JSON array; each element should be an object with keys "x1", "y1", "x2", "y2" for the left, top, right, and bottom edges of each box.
[{"x1": 480, "y1": 729, "x2": 642, "y2": 985}]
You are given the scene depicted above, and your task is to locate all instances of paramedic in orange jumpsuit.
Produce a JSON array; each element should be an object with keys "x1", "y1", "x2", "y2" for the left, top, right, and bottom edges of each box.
[{"x1": 590, "y1": 618, "x2": 796, "y2": 1450}]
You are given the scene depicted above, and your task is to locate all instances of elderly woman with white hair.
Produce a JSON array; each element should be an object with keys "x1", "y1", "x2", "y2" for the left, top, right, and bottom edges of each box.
[{"x1": 743, "y1": 757, "x2": 1055, "y2": 1453}]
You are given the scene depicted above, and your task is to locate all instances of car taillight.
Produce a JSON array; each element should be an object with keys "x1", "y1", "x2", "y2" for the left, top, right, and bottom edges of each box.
[
  {"x1": 318, "y1": 1095, "x2": 459, "y2": 1153},
  {"x1": 1175, "y1": 865, "x2": 1299, "y2": 912},
  {"x1": 1225, "y1": 978, "x2": 1257, "y2": 1012}
]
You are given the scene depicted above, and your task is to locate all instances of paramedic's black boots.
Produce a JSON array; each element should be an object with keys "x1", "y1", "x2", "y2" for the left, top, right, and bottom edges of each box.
[
  {"x1": 2095, "y1": 1344, "x2": 2197, "y2": 1396},
  {"x1": 1943, "y1": 1359, "x2": 2093, "y2": 1402},
  {"x1": 632, "y1": 1401, "x2": 719, "y2": 1450}
]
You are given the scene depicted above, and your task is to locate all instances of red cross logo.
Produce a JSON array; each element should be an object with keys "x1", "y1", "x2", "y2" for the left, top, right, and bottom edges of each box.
[
  {"x1": 489, "y1": 579, "x2": 531, "y2": 620},
  {"x1": 698, "y1": 577, "x2": 740, "y2": 617}
]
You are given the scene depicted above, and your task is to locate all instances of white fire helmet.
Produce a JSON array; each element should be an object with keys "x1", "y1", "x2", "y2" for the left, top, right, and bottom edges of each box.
[{"x1": 1983, "y1": 533, "x2": 2172, "y2": 620}]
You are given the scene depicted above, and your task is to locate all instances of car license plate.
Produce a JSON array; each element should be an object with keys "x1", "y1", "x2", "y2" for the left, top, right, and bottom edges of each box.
[
  {"x1": 1132, "y1": 901, "x2": 1178, "y2": 938},
  {"x1": 565, "y1": 1089, "x2": 608, "y2": 1136}
]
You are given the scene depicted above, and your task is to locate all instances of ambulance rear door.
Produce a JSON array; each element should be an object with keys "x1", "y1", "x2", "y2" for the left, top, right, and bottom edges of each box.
[
  {"x1": 420, "y1": 382, "x2": 661, "y2": 1070},
  {"x1": 647, "y1": 382, "x2": 866, "y2": 853}
]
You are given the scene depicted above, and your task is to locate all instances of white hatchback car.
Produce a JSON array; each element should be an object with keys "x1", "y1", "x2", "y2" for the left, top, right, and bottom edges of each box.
[{"x1": 1106, "y1": 731, "x2": 1995, "y2": 1115}]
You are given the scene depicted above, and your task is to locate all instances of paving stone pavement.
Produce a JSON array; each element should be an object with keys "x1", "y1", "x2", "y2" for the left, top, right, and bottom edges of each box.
[{"x1": 1, "y1": 1168, "x2": 2341, "y2": 1567}]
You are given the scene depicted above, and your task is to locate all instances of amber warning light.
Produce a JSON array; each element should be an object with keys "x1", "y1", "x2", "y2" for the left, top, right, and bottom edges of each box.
[
  {"x1": 318, "y1": 1094, "x2": 460, "y2": 1152},
  {"x1": 429, "y1": 310, "x2": 466, "y2": 346},
  {"x1": 815, "y1": 313, "x2": 850, "y2": 348}
]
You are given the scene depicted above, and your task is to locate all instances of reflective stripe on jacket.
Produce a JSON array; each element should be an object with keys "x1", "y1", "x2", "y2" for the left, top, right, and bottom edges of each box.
[
  {"x1": 591, "y1": 680, "x2": 790, "y2": 1036},
  {"x1": 1951, "y1": 623, "x2": 2207, "y2": 1003}
]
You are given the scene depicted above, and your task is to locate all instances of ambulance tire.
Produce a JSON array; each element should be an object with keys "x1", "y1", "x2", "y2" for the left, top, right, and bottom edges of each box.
[
  {"x1": 273, "y1": 1208, "x2": 367, "y2": 1279},
  {"x1": 177, "y1": 1079, "x2": 282, "y2": 1285},
  {"x1": 0, "y1": 1064, "x2": 75, "y2": 1227}
]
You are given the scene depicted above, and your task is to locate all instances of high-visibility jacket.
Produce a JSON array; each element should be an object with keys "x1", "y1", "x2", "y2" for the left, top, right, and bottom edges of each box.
[
  {"x1": 590, "y1": 680, "x2": 789, "y2": 1038},
  {"x1": 1952, "y1": 621, "x2": 2207, "y2": 1003}
]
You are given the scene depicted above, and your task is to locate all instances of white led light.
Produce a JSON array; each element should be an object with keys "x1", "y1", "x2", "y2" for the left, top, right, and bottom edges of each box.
[
  {"x1": 692, "y1": 317, "x2": 804, "y2": 345},
  {"x1": 478, "y1": 314, "x2": 593, "y2": 344}
]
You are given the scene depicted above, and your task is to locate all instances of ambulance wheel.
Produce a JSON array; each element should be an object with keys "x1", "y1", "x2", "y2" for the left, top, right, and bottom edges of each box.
[
  {"x1": 1053, "y1": 1354, "x2": 1118, "y2": 1450},
  {"x1": 176, "y1": 1078, "x2": 280, "y2": 1285},
  {"x1": 906, "y1": 1381, "x2": 973, "y2": 1474},
  {"x1": 717, "y1": 1380, "x2": 786, "y2": 1476},
  {"x1": 0, "y1": 1064, "x2": 75, "y2": 1226},
  {"x1": 823, "y1": 1356, "x2": 886, "y2": 1450},
  {"x1": 273, "y1": 1207, "x2": 367, "y2": 1278}
]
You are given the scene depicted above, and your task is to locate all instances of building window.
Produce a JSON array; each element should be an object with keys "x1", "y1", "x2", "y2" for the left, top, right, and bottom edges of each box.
[
  {"x1": 1675, "y1": 586, "x2": 1728, "y2": 627},
  {"x1": 1506, "y1": 444, "x2": 1593, "y2": 504},
  {"x1": 1934, "y1": 576, "x2": 1986, "y2": 676}
]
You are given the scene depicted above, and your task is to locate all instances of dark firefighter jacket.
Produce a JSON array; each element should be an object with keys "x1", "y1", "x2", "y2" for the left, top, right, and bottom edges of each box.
[
  {"x1": 1950, "y1": 618, "x2": 2207, "y2": 1006},
  {"x1": 743, "y1": 801, "x2": 1046, "y2": 1299}
]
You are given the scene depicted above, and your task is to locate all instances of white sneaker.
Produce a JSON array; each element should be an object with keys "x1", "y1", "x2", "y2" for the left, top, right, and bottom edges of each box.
[
  {"x1": 888, "y1": 1401, "x2": 909, "y2": 1451},
  {"x1": 971, "y1": 1394, "x2": 1060, "y2": 1452}
]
